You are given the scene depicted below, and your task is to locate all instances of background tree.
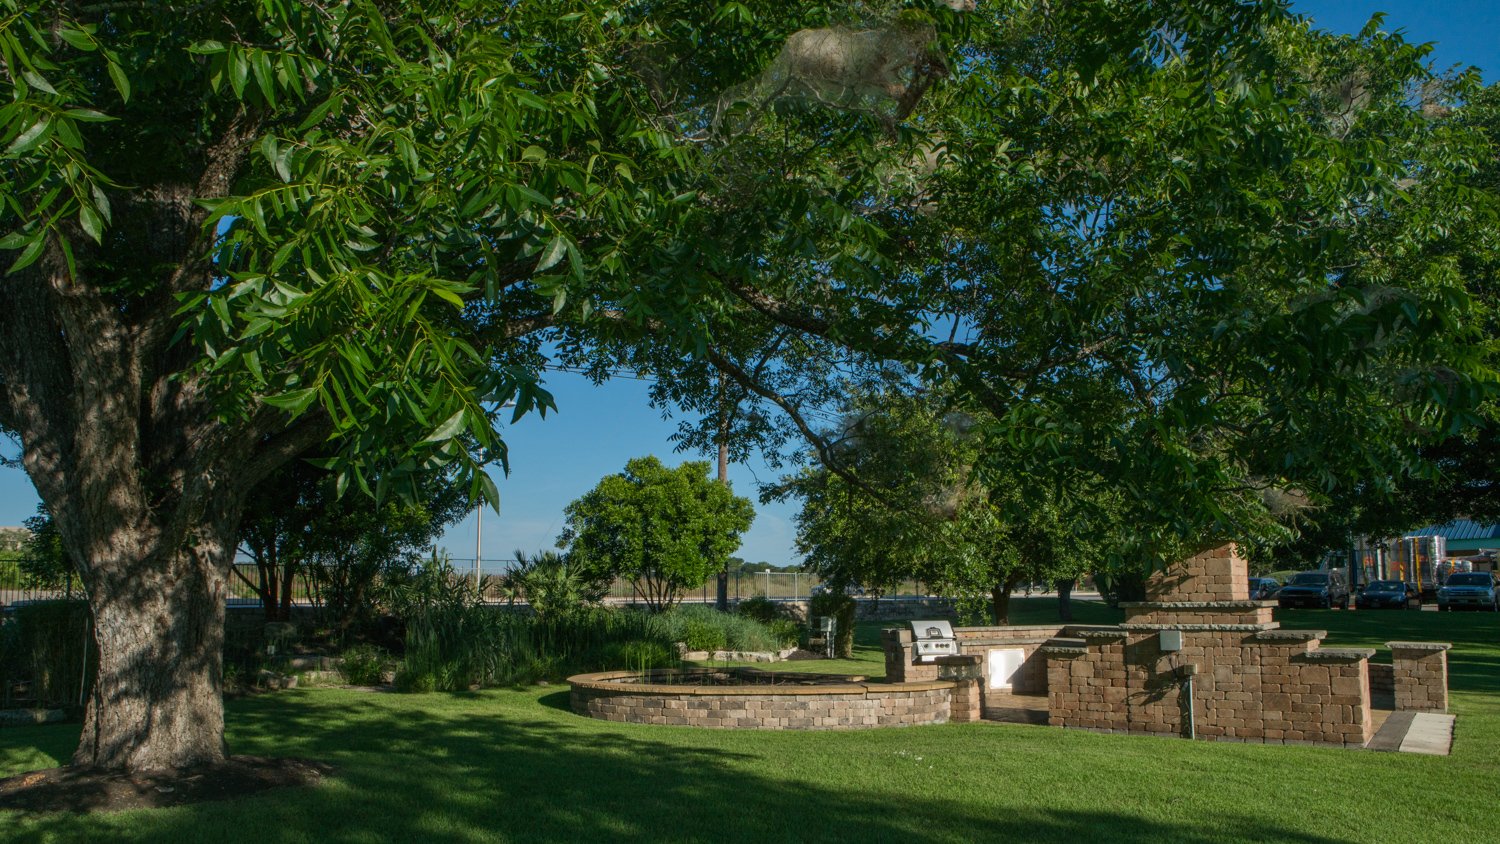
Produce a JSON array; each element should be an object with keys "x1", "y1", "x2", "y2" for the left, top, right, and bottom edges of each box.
[
  {"x1": 779, "y1": 392, "x2": 1095, "y2": 623},
  {"x1": 559, "y1": 457, "x2": 754, "y2": 611},
  {"x1": 18, "y1": 504, "x2": 79, "y2": 598},
  {"x1": 237, "y1": 460, "x2": 469, "y2": 630}
]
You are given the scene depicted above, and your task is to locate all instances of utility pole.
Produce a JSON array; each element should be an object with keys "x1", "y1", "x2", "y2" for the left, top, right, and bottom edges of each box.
[{"x1": 716, "y1": 370, "x2": 732, "y2": 612}]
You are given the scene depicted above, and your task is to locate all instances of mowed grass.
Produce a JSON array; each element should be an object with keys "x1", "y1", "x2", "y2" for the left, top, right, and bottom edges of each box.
[{"x1": 2, "y1": 599, "x2": 1497, "y2": 843}]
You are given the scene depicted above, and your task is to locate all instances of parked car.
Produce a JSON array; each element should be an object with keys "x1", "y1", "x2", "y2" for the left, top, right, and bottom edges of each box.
[
  {"x1": 1437, "y1": 572, "x2": 1500, "y2": 612},
  {"x1": 810, "y1": 584, "x2": 866, "y2": 598},
  {"x1": 1277, "y1": 570, "x2": 1349, "y2": 609},
  {"x1": 1355, "y1": 580, "x2": 1417, "y2": 610},
  {"x1": 1248, "y1": 577, "x2": 1281, "y2": 600}
]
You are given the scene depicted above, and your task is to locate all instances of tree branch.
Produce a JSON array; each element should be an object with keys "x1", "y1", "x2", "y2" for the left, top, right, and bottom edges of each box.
[
  {"x1": 234, "y1": 412, "x2": 335, "y2": 497},
  {"x1": 706, "y1": 348, "x2": 903, "y2": 511}
]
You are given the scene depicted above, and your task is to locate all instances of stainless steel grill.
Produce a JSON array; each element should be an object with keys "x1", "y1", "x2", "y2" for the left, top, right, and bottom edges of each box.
[{"x1": 909, "y1": 619, "x2": 957, "y2": 663}]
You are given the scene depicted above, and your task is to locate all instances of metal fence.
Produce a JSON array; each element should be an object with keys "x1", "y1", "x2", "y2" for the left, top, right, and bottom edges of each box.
[
  {"x1": 0, "y1": 557, "x2": 84, "y2": 610},
  {"x1": 453, "y1": 560, "x2": 936, "y2": 605},
  {"x1": 2, "y1": 557, "x2": 940, "y2": 613}
]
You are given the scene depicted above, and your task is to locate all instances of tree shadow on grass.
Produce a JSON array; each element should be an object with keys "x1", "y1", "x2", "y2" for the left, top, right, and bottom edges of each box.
[{"x1": 3, "y1": 689, "x2": 1360, "y2": 844}]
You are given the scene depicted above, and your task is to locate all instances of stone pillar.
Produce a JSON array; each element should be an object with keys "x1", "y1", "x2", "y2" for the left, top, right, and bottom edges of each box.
[
  {"x1": 881, "y1": 627, "x2": 938, "y2": 683},
  {"x1": 1042, "y1": 642, "x2": 1088, "y2": 727},
  {"x1": 881, "y1": 628, "x2": 910, "y2": 682},
  {"x1": 936, "y1": 655, "x2": 983, "y2": 723},
  {"x1": 1389, "y1": 642, "x2": 1452, "y2": 713}
]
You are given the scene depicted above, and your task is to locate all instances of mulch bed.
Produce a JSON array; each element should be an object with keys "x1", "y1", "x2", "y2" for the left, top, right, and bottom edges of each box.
[{"x1": 0, "y1": 755, "x2": 333, "y2": 815}]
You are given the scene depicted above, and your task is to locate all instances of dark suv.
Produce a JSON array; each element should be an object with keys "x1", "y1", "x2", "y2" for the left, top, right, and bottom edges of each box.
[
  {"x1": 1437, "y1": 572, "x2": 1500, "y2": 612},
  {"x1": 1277, "y1": 570, "x2": 1350, "y2": 610}
]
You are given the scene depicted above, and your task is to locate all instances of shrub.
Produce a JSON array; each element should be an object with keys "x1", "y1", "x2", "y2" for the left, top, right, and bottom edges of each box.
[
  {"x1": 510, "y1": 549, "x2": 611, "y2": 617},
  {"x1": 767, "y1": 618, "x2": 802, "y2": 649},
  {"x1": 735, "y1": 596, "x2": 784, "y2": 624},
  {"x1": 681, "y1": 616, "x2": 728, "y2": 652},
  {"x1": 653, "y1": 605, "x2": 784, "y2": 654},
  {"x1": 602, "y1": 639, "x2": 677, "y2": 672},
  {"x1": 393, "y1": 665, "x2": 438, "y2": 693},
  {"x1": 339, "y1": 644, "x2": 389, "y2": 686},
  {"x1": 390, "y1": 559, "x2": 677, "y2": 690},
  {"x1": 14, "y1": 600, "x2": 95, "y2": 708},
  {"x1": 0, "y1": 617, "x2": 18, "y2": 707}
]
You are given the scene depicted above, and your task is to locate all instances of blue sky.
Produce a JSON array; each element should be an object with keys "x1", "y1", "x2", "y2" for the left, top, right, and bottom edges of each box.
[{"x1": 2, "y1": 1, "x2": 1497, "y2": 568}]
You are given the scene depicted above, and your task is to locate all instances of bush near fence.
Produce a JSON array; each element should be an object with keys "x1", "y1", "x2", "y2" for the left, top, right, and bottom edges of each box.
[{"x1": 5, "y1": 600, "x2": 95, "y2": 710}]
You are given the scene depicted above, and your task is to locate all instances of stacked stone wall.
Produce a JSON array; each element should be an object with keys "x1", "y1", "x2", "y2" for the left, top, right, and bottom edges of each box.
[
  {"x1": 569, "y1": 674, "x2": 952, "y2": 729},
  {"x1": 1390, "y1": 643, "x2": 1450, "y2": 713},
  {"x1": 953, "y1": 625, "x2": 1063, "y2": 693},
  {"x1": 1041, "y1": 545, "x2": 1381, "y2": 747}
]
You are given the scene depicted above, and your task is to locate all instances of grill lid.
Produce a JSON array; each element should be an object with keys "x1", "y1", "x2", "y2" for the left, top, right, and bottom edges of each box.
[{"x1": 910, "y1": 619, "x2": 955, "y2": 641}]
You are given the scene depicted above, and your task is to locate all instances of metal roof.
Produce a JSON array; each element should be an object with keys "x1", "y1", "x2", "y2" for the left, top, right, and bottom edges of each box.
[{"x1": 1408, "y1": 520, "x2": 1500, "y2": 541}]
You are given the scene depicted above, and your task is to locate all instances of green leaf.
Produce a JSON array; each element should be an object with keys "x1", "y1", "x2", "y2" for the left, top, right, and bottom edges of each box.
[
  {"x1": 536, "y1": 235, "x2": 567, "y2": 272},
  {"x1": 107, "y1": 61, "x2": 131, "y2": 103},
  {"x1": 262, "y1": 387, "x2": 318, "y2": 415},
  {"x1": 431, "y1": 286, "x2": 466, "y2": 309},
  {"x1": 21, "y1": 70, "x2": 58, "y2": 95},
  {"x1": 64, "y1": 108, "x2": 114, "y2": 123},
  {"x1": 78, "y1": 204, "x2": 104, "y2": 243},
  {"x1": 6, "y1": 236, "x2": 44, "y2": 274},
  {"x1": 6, "y1": 119, "x2": 51, "y2": 155},
  {"x1": 421, "y1": 408, "x2": 467, "y2": 443},
  {"x1": 57, "y1": 29, "x2": 97, "y2": 51}
]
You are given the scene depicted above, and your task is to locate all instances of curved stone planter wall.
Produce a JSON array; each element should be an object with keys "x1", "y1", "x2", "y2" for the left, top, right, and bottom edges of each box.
[{"x1": 569, "y1": 670, "x2": 954, "y2": 730}]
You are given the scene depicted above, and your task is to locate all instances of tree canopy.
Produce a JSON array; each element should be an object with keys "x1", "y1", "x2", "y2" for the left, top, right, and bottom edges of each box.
[
  {"x1": 0, "y1": 0, "x2": 1495, "y2": 775},
  {"x1": 777, "y1": 391, "x2": 1097, "y2": 622},
  {"x1": 559, "y1": 456, "x2": 754, "y2": 610}
]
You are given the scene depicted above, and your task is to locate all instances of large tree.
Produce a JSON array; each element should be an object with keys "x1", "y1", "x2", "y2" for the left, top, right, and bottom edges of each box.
[
  {"x1": 0, "y1": 0, "x2": 696, "y2": 772},
  {"x1": 1, "y1": 0, "x2": 1493, "y2": 777},
  {"x1": 558, "y1": 456, "x2": 755, "y2": 611}
]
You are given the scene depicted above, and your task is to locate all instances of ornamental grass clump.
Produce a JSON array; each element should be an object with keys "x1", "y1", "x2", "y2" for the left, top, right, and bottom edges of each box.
[
  {"x1": 653, "y1": 605, "x2": 785, "y2": 653},
  {"x1": 390, "y1": 559, "x2": 677, "y2": 690},
  {"x1": 338, "y1": 644, "x2": 390, "y2": 686}
]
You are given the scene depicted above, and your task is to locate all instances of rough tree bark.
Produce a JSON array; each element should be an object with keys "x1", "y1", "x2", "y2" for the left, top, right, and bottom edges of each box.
[
  {"x1": 75, "y1": 524, "x2": 235, "y2": 770},
  {"x1": 990, "y1": 573, "x2": 1022, "y2": 626},
  {"x1": 0, "y1": 114, "x2": 322, "y2": 773},
  {"x1": 1055, "y1": 578, "x2": 1075, "y2": 622}
]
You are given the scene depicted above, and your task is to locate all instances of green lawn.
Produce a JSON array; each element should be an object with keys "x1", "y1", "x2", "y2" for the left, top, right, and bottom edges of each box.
[{"x1": 3, "y1": 600, "x2": 1498, "y2": 843}]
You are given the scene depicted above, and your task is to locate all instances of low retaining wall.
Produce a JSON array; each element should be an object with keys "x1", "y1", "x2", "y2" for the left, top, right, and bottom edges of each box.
[{"x1": 569, "y1": 670, "x2": 954, "y2": 730}]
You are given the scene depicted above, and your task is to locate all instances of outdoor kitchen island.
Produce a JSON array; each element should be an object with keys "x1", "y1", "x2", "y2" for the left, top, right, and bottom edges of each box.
[{"x1": 882, "y1": 544, "x2": 1456, "y2": 748}]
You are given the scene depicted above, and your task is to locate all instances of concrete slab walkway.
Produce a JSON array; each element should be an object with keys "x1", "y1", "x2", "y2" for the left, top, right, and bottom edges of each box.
[
  {"x1": 1366, "y1": 710, "x2": 1455, "y2": 755},
  {"x1": 1399, "y1": 713, "x2": 1456, "y2": 755}
]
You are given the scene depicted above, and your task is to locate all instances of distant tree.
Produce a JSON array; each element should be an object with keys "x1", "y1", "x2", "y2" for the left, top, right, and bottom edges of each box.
[
  {"x1": 19, "y1": 504, "x2": 79, "y2": 598},
  {"x1": 238, "y1": 460, "x2": 469, "y2": 631},
  {"x1": 778, "y1": 393, "x2": 1097, "y2": 624},
  {"x1": 559, "y1": 457, "x2": 754, "y2": 611}
]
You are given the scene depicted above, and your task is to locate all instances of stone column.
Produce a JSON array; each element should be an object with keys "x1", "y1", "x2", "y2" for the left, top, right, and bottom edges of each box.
[
  {"x1": 936, "y1": 655, "x2": 983, "y2": 723},
  {"x1": 1389, "y1": 642, "x2": 1452, "y2": 713}
]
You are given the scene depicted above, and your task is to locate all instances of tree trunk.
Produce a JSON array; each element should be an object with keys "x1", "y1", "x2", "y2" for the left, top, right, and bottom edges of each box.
[
  {"x1": 1055, "y1": 578, "x2": 1075, "y2": 622},
  {"x1": 991, "y1": 580, "x2": 1014, "y2": 625},
  {"x1": 74, "y1": 533, "x2": 233, "y2": 772},
  {"x1": 278, "y1": 557, "x2": 296, "y2": 622}
]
